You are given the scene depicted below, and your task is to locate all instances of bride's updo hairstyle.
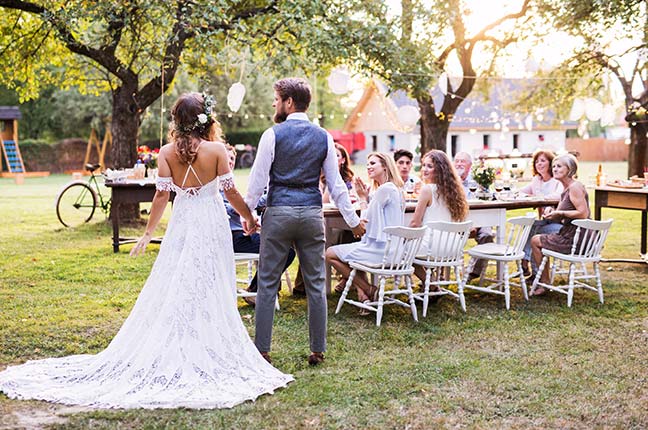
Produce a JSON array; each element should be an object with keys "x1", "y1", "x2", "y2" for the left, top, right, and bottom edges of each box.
[{"x1": 168, "y1": 92, "x2": 223, "y2": 164}]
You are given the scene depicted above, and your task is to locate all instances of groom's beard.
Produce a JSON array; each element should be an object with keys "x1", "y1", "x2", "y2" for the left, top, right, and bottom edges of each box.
[{"x1": 273, "y1": 111, "x2": 288, "y2": 123}]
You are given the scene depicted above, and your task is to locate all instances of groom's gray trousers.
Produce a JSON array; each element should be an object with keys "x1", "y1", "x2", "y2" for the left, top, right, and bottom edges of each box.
[{"x1": 255, "y1": 206, "x2": 326, "y2": 353}]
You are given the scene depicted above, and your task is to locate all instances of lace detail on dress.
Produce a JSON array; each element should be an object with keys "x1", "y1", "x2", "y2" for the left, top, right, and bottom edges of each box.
[
  {"x1": 0, "y1": 171, "x2": 293, "y2": 409},
  {"x1": 156, "y1": 177, "x2": 174, "y2": 192},
  {"x1": 219, "y1": 172, "x2": 235, "y2": 191}
]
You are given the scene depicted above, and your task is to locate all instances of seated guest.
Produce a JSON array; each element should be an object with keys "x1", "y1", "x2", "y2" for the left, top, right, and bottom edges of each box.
[
  {"x1": 530, "y1": 153, "x2": 590, "y2": 295},
  {"x1": 453, "y1": 151, "x2": 494, "y2": 282},
  {"x1": 323, "y1": 143, "x2": 356, "y2": 203},
  {"x1": 223, "y1": 146, "x2": 296, "y2": 306},
  {"x1": 409, "y1": 150, "x2": 469, "y2": 284},
  {"x1": 325, "y1": 152, "x2": 405, "y2": 314},
  {"x1": 394, "y1": 149, "x2": 420, "y2": 193},
  {"x1": 519, "y1": 149, "x2": 564, "y2": 276}
]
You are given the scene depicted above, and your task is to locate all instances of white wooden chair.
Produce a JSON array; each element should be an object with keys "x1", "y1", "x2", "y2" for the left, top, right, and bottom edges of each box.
[
  {"x1": 412, "y1": 220, "x2": 473, "y2": 316},
  {"x1": 235, "y1": 252, "x2": 291, "y2": 310},
  {"x1": 531, "y1": 219, "x2": 613, "y2": 307},
  {"x1": 465, "y1": 215, "x2": 536, "y2": 309},
  {"x1": 335, "y1": 226, "x2": 427, "y2": 326}
]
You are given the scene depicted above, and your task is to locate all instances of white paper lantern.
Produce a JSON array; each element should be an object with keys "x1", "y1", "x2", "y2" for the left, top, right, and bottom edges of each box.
[
  {"x1": 438, "y1": 72, "x2": 448, "y2": 95},
  {"x1": 396, "y1": 105, "x2": 420, "y2": 129},
  {"x1": 525, "y1": 115, "x2": 533, "y2": 131},
  {"x1": 449, "y1": 74, "x2": 463, "y2": 92},
  {"x1": 569, "y1": 98, "x2": 585, "y2": 121},
  {"x1": 227, "y1": 82, "x2": 246, "y2": 112},
  {"x1": 584, "y1": 98, "x2": 603, "y2": 121},
  {"x1": 600, "y1": 104, "x2": 616, "y2": 127},
  {"x1": 327, "y1": 67, "x2": 351, "y2": 95}
]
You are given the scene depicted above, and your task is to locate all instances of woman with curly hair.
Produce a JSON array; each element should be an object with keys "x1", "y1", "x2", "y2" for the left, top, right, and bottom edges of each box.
[{"x1": 409, "y1": 150, "x2": 469, "y2": 284}]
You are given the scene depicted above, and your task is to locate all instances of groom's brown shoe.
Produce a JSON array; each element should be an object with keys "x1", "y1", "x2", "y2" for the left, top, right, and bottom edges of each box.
[
  {"x1": 260, "y1": 352, "x2": 272, "y2": 364},
  {"x1": 307, "y1": 352, "x2": 325, "y2": 366}
]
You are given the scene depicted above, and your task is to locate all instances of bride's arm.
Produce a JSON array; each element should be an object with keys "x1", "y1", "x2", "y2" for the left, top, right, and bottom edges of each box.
[
  {"x1": 216, "y1": 144, "x2": 257, "y2": 235},
  {"x1": 130, "y1": 149, "x2": 172, "y2": 256}
]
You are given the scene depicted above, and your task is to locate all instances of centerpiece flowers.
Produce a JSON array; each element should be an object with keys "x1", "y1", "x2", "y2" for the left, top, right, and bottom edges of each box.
[
  {"x1": 137, "y1": 145, "x2": 160, "y2": 169},
  {"x1": 472, "y1": 162, "x2": 496, "y2": 194}
]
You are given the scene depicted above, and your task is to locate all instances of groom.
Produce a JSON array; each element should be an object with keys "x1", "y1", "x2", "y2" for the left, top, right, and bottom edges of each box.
[{"x1": 245, "y1": 77, "x2": 365, "y2": 366}]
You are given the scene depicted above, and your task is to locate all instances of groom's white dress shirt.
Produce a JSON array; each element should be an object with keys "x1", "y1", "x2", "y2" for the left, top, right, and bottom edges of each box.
[{"x1": 245, "y1": 112, "x2": 360, "y2": 228}]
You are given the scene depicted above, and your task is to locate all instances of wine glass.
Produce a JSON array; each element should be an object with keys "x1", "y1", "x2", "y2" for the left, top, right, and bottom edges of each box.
[
  {"x1": 502, "y1": 180, "x2": 512, "y2": 199},
  {"x1": 468, "y1": 184, "x2": 478, "y2": 199},
  {"x1": 494, "y1": 180, "x2": 504, "y2": 199}
]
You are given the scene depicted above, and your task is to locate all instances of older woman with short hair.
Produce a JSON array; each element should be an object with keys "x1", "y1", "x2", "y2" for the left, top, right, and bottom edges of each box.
[{"x1": 530, "y1": 153, "x2": 590, "y2": 295}]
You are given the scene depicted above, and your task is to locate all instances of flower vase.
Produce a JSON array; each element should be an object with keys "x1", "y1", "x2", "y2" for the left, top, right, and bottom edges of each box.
[{"x1": 477, "y1": 185, "x2": 492, "y2": 200}]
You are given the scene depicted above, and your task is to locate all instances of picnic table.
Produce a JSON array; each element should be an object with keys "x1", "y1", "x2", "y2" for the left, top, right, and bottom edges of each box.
[{"x1": 594, "y1": 185, "x2": 648, "y2": 263}]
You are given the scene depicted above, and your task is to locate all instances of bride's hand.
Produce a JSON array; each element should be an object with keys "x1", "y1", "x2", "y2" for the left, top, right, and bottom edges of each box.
[
  {"x1": 242, "y1": 216, "x2": 259, "y2": 236},
  {"x1": 130, "y1": 232, "x2": 152, "y2": 257}
]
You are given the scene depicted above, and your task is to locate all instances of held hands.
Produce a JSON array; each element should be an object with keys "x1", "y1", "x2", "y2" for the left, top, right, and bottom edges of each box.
[
  {"x1": 242, "y1": 216, "x2": 260, "y2": 236},
  {"x1": 130, "y1": 232, "x2": 152, "y2": 257},
  {"x1": 352, "y1": 219, "x2": 367, "y2": 239},
  {"x1": 542, "y1": 207, "x2": 561, "y2": 221}
]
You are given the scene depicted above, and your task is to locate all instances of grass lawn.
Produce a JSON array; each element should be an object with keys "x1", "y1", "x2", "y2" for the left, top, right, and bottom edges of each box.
[{"x1": 0, "y1": 162, "x2": 647, "y2": 429}]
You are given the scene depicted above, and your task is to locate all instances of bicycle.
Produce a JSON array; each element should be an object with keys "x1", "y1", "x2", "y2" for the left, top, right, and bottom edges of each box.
[{"x1": 56, "y1": 163, "x2": 111, "y2": 227}]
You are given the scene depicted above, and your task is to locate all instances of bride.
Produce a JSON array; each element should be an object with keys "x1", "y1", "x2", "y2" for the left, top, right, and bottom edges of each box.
[{"x1": 0, "y1": 92, "x2": 293, "y2": 409}]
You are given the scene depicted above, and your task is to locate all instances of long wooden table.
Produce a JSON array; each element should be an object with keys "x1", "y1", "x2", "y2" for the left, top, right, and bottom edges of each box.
[
  {"x1": 594, "y1": 185, "x2": 648, "y2": 263},
  {"x1": 105, "y1": 181, "x2": 175, "y2": 253},
  {"x1": 323, "y1": 197, "x2": 558, "y2": 292}
]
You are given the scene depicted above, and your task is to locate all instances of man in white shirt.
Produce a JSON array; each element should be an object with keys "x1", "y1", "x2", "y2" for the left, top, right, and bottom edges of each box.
[{"x1": 245, "y1": 78, "x2": 365, "y2": 366}]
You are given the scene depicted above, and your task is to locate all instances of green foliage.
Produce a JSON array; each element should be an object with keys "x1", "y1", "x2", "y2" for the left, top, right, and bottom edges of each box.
[
  {"x1": 225, "y1": 130, "x2": 264, "y2": 148},
  {"x1": 1, "y1": 165, "x2": 647, "y2": 428}
]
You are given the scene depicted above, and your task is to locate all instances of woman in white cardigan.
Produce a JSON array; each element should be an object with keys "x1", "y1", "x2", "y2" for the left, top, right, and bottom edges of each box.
[{"x1": 326, "y1": 152, "x2": 404, "y2": 308}]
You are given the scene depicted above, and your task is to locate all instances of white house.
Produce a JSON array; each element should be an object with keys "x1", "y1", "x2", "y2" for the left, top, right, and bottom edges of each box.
[{"x1": 341, "y1": 78, "x2": 575, "y2": 164}]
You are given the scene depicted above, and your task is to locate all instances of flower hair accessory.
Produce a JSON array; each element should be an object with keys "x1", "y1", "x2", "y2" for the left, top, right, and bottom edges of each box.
[{"x1": 177, "y1": 93, "x2": 215, "y2": 133}]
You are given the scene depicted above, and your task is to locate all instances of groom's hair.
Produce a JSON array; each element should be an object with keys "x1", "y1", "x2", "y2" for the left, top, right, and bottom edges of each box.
[{"x1": 274, "y1": 78, "x2": 311, "y2": 111}]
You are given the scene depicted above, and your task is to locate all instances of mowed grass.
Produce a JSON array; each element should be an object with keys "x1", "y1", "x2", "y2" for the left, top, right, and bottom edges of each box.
[{"x1": 0, "y1": 162, "x2": 647, "y2": 429}]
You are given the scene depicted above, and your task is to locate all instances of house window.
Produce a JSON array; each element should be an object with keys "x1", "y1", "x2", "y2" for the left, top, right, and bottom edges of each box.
[
  {"x1": 388, "y1": 135, "x2": 395, "y2": 152},
  {"x1": 513, "y1": 134, "x2": 519, "y2": 150},
  {"x1": 371, "y1": 135, "x2": 378, "y2": 152},
  {"x1": 451, "y1": 135, "x2": 459, "y2": 157},
  {"x1": 482, "y1": 134, "x2": 490, "y2": 150}
]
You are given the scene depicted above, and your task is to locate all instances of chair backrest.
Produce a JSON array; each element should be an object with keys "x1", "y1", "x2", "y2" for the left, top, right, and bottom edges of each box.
[
  {"x1": 421, "y1": 220, "x2": 473, "y2": 264},
  {"x1": 570, "y1": 219, "x2": 613, "y2": 259},
  {"x1": 380, "y1": 226, "x2": 427, "y2": 271},
  {"x1": 502, "y1": 215, "x2": 536, "y2": 255}
]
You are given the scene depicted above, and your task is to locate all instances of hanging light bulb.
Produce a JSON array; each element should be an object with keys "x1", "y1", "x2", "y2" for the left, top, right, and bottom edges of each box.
[
  {"x1": 327, "y1": 67, "x2": 351, "y2": 95},
  {"x1": 227, "y1": 82, "x2": 246, "y2": 112}
]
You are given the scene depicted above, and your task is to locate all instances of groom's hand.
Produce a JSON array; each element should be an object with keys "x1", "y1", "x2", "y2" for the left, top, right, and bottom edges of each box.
[
  {"x1": 242, "y1": 217, "x2": 259, "y2": 235},
  {"x1": 351, "y1": 219, "x2": 366, "y2": 238}
]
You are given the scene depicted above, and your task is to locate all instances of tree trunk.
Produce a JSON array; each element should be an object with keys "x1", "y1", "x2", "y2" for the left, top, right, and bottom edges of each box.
[
  {"x1": 628, "y1": 122, "x2": 648, "y2": 178},
  {"x1": 418, "y1": 98, "x2": 450, "y2": 155},
  {"x1": 110, "y1": 84, "x2": 143, "y2": 223}
]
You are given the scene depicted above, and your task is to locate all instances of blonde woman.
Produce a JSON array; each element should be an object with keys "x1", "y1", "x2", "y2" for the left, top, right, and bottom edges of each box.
[{"x1": 325, "y1": 152, "x2": 405, "y2": 310}]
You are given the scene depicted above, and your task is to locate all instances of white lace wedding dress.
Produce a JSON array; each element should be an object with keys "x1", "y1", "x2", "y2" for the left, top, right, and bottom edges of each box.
[{"x1": 0, "y1": 172, "x2": 293, "y2": 409}]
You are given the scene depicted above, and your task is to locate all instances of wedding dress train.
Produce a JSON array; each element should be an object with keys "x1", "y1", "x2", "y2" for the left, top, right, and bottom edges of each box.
[{"x1": 0, "y1": 173, "x2": 293, "y2": 409}]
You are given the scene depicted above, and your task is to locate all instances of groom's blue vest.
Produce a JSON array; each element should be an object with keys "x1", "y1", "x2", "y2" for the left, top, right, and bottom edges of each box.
[{"x1": 266, "y1": 119, "x2": 329, "y2": 207}]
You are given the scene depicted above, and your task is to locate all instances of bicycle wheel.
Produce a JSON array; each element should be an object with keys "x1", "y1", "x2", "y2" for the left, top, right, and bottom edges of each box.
[{"x1": 56, "y1": 182, "x2": 98, "y2": 227}]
